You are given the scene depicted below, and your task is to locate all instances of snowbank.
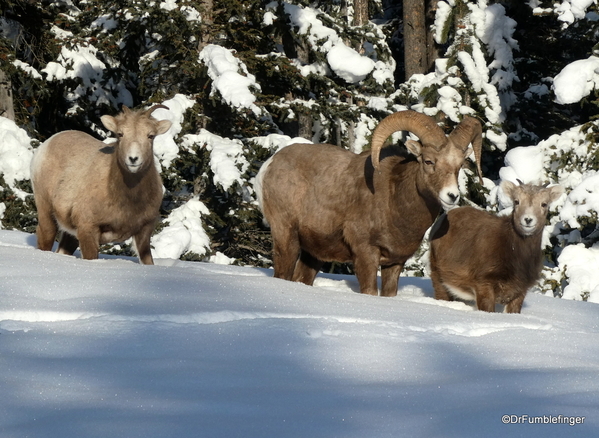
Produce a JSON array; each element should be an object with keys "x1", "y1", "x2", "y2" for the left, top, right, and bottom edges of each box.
[{"x1": 1, "y1": 229, "x2": 598, "y2": 437}]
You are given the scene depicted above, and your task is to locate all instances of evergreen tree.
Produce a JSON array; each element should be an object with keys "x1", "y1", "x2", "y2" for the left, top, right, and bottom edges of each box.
[{"x1": 2, "y1": 0, "x2": 599, "y2": 299}]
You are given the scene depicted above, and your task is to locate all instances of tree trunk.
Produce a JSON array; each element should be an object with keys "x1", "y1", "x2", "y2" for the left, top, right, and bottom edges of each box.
[
  {"x1": 0, "y1": 69, "x2": 15, "y2": 121},
  {"x1": 198, "y1": 0, "x2": 214, "y2": 52},
  {"x1": 282, "y1": 25, "x2": 313, "y2": 140},
  {"x1": 403, "y1": 0, "x2": 427, "y2": 80},
  {"x1": 426, "y1": 0, "x2": 440, "y2": 72},
  {"x1": 353, "y1": 0, "x2": 369, "y2": 26}
]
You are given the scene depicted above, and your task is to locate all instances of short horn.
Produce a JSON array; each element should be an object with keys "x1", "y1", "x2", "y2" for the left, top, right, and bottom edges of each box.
[
  {"x1": 448, "y1": 116, "x2": 483, "y2": 184},
  {"x1": 145, "y1": 104, "x2": 170, "y2": 116},
  {"x1": 370, "y1": 110, "x2": 447, "y2": 171}
]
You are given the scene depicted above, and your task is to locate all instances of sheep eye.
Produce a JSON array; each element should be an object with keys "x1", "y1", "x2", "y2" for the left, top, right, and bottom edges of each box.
[
  {"x1": 541, "y1": 202, "x2": 548, "y2": 208},
  {"x1": 513, "y1": 200, "x2": 520, "y2": 206},
  {"x1": 148, "y1": 134, "x2": 156, "y2": 140},
  {"x1": 424, "y1": 160, "x2": 434, "y2": 166},
  {"x1": 117, "y1": 132, "x2": 124, "y2": 138}
]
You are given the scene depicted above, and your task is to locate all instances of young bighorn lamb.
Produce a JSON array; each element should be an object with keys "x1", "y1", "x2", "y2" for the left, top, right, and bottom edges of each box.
[
  {"x1": 255, "y1": 110, "x2": 483, "y2": 296},
  {"x1": 429, "y1": 181, "x2": 564, "y2": 313},
  {"x1": 31, "y1": 105, "x2": 172, "y2": 264}
]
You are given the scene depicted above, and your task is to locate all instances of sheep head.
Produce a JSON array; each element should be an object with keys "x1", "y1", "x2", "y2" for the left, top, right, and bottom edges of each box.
[
  {"x1": 501, "y1": 181, "x2": 564, "y2": 237},
  {"x1": 370, "y1": 110, "x2": 483, "y2": 211},
  {"x1": 101, "y1": 104, "x2": 172, "y2": 174}
]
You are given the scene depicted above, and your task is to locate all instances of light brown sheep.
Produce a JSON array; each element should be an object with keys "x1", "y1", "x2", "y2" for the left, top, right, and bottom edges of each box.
[
  {"x1": 255, "y1": 110, "x2": 483, "y2": 296},
  {"x1": 31, "y1": 105, "x2": 172, "y2": 264},
  {"x1": 429, "y1": 181, "x2": 564, "y2": 313}
]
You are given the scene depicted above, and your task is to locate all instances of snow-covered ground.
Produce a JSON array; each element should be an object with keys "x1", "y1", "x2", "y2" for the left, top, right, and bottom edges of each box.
[{"x1": 1, "y1": 229, "x2": 597, "y2": 437}]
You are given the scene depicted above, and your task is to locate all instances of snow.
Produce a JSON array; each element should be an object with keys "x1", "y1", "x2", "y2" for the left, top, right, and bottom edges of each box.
[
  {"x1": 150, "y1": 197, "x2": 211, "y2": 259},
  {"x1": 558, "y1": 243, "x2": 599, "y2": 302},
  {"x1": 151, "y1": 94, "x2": 196, "y2": 169},
  {"x1": 265, "y1": 1, "x2": 389, "y2": 85},
  {"x1": 182, "y1": 129, "x2": 249, "y2": 192},
  {"x1": 41, "y1": 44, "x2": 133, "y2": 110},
  {"x1": 499, "y1": 145, "x2": 545, "y2": 184},
  {"x1": 560, "y1": 172, "x2": 599, "y2": 228},
  {"x1": 553, "y1": 56, "x2": 599, "y2": 105},
  {"x1": 198, "y1": 44, "x2": 263, "y2": 116},
  {"x1": 0, "y1": 117, "x2": 33, "y2": 197},
  {"x1": 327, "y1": 43, "x2": 375, "y2": 84},
  {"x1": 1, "y1": 229, "x2": 598, "y2": 437},
  {"x1": 555, "y1": 0, "x2": 597, "y2": 26}
]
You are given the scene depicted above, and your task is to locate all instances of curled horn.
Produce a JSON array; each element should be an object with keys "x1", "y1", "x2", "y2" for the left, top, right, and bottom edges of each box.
[
  {"x1": 447, "y1": 116, "x2": 484, "y2": 185},
  {"x1": 370, "y1": 110, "x2": 447, "y2": 171}
]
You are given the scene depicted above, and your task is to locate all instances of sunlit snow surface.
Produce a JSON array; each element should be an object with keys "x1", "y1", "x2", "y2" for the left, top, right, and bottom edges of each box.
[{"x1": 1, "y1": 230, "x2": 598, "y2": 437}]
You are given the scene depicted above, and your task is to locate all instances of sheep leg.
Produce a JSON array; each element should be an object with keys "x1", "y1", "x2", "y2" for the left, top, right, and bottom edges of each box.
[
  {"x1": 380, "y1": 263, "x2": 403, "y2": 297},
  {"x1": 292, "y1": 250, "x2": 323, "y2": 285},
  {"x1": 272, "y1": 230, "x2": 300, "y2": 281},
  {"x1": 475, "y1": 284, "x2": 496, "y2": 312},
  {"x1": 353, "y1": 250, "x2": 380, "y2": 296},
  {"x1": 57, "y1": 232, "x2": 79, "y2": 255},
  {"x1": 430, "y1": 269, "x2": 453, "y2": 301},
  {"x1": 35, "y1": 203, "x2": 58, "y2": 251},
  {"x1": 132, "y1": 224, "x2": 156, "y2": 265},
  {"x1": 505, "y1": 294, "x2": 525, "y2": 314},
  {"x1": 77, "y1": 228, "x2": 100, "y2": 260}
]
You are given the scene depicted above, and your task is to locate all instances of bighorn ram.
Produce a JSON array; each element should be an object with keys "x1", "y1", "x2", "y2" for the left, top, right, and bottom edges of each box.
[
  {"x1": 429, "y1": 181, "x2": 564, "y2": 313},
  {"x1": 31, "y1": 105, "x2": 172, "y2": 264},
  {"x1": 255, "y1": 110, "x2": 483, "y2": 296}
]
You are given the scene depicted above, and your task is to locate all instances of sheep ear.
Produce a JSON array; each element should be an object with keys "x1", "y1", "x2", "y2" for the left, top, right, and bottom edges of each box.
[
  {"x1": 101, "y1": 115, "x2": 118, "y2": 133},
  {"x1": 500, "y1": 180, "x2": 518, "y2": 199},
  {"x1": 155, "y1": 119, "x2": 172, "y2": 135},
  {"x1": 547, "y1": 185, "x2": 564, "y2": 203},
  {"x1": 405, "y1": 140, "x2": 422, "y2": 157}
]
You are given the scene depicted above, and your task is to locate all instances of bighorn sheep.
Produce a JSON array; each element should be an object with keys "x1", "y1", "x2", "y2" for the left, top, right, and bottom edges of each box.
[
  {"x1": 255, "y1": 110, "x2": 483, "y2": 296},
  {"x1": 31, "y1": 105, "x2": 172, "y2": 264},
  {"x1": 429, "y1": 181, "x2": 564, "y2": 313}
]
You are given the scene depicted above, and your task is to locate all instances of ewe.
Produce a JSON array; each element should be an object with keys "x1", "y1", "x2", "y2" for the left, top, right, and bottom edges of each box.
[
  {"x1": 429, "y1": 181, "x2": 564, "y2": 313},
  {"x1": 31, "y1": 105, "x2": 171, "y2": 264}
]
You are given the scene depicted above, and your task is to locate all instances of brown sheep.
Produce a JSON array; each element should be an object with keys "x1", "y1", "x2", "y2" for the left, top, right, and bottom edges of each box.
[
  {"x1": 429, "y1": 181, "x2": 564, "y2": 313},
  {"x1": 31, "y1": 105, "x2": 172, "y2": 264},
  {"x1": 255, "y1": 110, "x2": 483, "y2": 296}
]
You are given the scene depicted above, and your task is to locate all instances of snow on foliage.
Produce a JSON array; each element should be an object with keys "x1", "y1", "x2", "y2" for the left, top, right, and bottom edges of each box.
[
  {"x1": 327, "y1": 43, "x2": 375, "y2": 83},
  {"x1": 554, "y1": 0, "x2": 597, "y2": 27},
  {"x1": 42, "y1": 44, "x2": 133, "y2": 111},
  {"x1": 553, "y1": 56, "x2": 599, "y2": 105},
  {"x1": 558, "y1": 243, "x2": 599, "y2": 302},
  {"x1": 182, "y1": 130, "x2": 249, "y2": 193},
  {"x1": 151, "y1": 196, "x2": 211, "y2": 259},
  {"x1": 199, "y1": 44, "x2": 263, "y2": 116},
  {"x1": 264, "y1": 1, "x2": 394, "y2": 85},
  {"x1": 410, "y1": 0, "x2": 520, "y2": 151},
  {"x1": 0, "y1": 117, "x2": 33, "y2": 198},
  {"x1": 151, "y1": 94, "x2": 196, "y2": 170}
]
